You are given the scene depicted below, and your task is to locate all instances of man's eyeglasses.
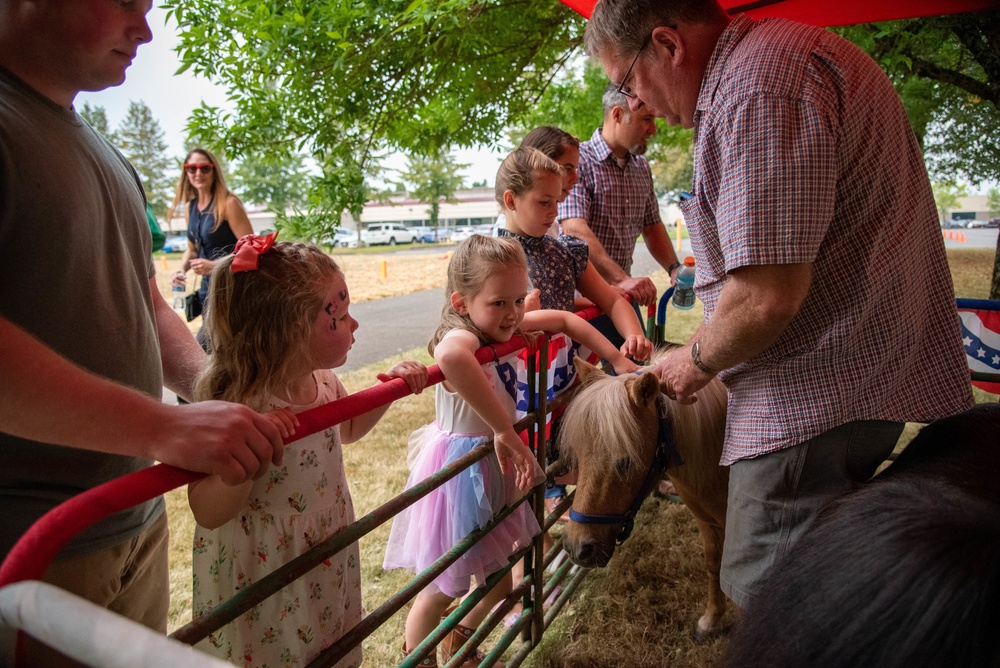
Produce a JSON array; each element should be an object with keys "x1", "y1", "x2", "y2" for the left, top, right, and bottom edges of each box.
[
  {"x1": 616, "y1": 34, "x2": 653, "y2": 99},
  {"x1": 184, "y1": 163, "x2": 214, "y2": 175}
]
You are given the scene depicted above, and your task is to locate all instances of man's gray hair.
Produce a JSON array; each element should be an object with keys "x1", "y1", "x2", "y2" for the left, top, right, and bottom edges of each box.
[
  {"x1": 584, "y1": 0, "x2": 728, "y2": 60},
  {"x1": 602, "y1": 82, "x2": 631, "y2": 116}
]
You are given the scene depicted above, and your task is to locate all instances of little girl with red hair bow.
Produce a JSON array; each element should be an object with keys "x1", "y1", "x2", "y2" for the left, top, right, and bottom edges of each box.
[{"x1": 188, "y1": 235, "x2": 427, "y2": 667}]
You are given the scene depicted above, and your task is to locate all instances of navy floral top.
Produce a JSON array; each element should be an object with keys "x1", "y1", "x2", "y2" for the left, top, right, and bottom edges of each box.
[{"x1": 498, "y1": 228, "x2": 589, "y2": 311}]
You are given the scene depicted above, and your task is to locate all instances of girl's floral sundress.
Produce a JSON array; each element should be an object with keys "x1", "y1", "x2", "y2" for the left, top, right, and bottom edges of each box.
[{"x1": 192, "y1": 370, "x2": 362, "y2": 668}]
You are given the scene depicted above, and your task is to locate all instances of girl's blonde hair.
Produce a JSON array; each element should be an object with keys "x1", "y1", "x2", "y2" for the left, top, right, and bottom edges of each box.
[
  {"x1": 494, "y1": 146, "x2": 562, "y2": 208},
  {"x1": 428, "y1": 235, "x2": 528, "y2": 355},
  {"x1": 195, "y1": 242, "x2": 341, "y2": 408},
  {"x1": 168, "y1": 147, "x2": 232, "y2": 233}
]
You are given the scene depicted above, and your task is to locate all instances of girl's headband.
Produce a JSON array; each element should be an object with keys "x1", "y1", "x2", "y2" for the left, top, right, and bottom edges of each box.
[{"x1": 231, "y1": 231, "x2": 279, "y2": 273}]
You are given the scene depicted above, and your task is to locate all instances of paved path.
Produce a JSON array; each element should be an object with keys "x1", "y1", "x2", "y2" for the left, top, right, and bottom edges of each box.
[{"x1": 942, "y1": 227, "x2": 997, "y2": 250}]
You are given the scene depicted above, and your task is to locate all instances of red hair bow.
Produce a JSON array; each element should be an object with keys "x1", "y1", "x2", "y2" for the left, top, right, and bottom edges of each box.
[{"x1": 231, "y1": 231, "x2": 279, "y2": 273}]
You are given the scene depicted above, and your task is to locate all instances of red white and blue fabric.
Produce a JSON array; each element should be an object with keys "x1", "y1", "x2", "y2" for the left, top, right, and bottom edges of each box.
[
  {"x1": 491, "y1": 334, "x2": 601, "y2": 443},
  {"x1": 957, "y1": 299, "x2": 1000, "y2": 395}
]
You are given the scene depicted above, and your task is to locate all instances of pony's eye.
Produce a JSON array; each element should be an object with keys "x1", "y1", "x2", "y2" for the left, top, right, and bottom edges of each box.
[{"x1": 615, "y1": 458, "x2": 632, "y2": 477}]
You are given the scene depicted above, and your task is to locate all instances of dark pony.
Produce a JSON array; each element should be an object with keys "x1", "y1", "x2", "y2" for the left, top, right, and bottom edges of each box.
[{"x1": 724, "y1": 403, "x2": 1000, "y2": 668}]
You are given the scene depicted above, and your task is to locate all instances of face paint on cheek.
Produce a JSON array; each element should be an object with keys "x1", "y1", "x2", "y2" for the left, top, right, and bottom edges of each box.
[{"x1": 324, "y1": 303, "x2": 337, "y2": 330}]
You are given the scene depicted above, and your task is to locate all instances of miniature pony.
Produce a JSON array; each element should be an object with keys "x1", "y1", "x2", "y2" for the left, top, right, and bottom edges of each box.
[{"x1": 557, "y1": 353, "x2": 730, "y2": 640}]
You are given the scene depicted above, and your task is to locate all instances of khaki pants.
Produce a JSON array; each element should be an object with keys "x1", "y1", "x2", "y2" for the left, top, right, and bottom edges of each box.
[
  {"x1": 721, "y1": 420, "x2": 904, "y2": 609},
  {"x1": 21, "y1": 512, "x2": 170, "y2": 667}
]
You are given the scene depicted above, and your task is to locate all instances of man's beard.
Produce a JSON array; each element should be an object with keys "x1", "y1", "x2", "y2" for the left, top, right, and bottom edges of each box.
[{"x1": 629, "y1": 141, "x2": 648, "y2": 156}]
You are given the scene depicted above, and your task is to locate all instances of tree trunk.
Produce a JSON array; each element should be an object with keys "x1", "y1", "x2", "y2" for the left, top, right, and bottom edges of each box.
[{"x1": 992, "y1": 235, "x2": 1000, "y2": 300}]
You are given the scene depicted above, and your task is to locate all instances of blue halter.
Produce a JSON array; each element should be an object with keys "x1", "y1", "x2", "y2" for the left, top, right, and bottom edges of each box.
[{"x1": 568, "y1": 396, "x2": 682, "y2": 544}]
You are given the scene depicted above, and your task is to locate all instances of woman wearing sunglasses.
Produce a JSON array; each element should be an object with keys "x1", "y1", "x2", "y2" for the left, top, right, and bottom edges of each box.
[{"x1": 168, "y1": 147, "x2": 253, "y2": 349}]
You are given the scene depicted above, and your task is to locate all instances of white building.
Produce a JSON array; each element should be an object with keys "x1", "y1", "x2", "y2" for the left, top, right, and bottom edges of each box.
[
  {"x1": 348, "y1": 187, "x2": 499, "y2": 231},
  {"x1": 945, "y1": 194, "x2": 997, "y2": 224},
  {"x1": 193, "y1": 188, "x2": 502, "y2": 236}
]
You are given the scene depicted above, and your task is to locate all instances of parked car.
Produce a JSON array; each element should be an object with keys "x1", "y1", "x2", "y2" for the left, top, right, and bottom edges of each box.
[
  {"x1": 941, "y1": 219, "x2": 966, "y2": 229},
  {"x1": 360, "y1": 223, "x2": 415, "y2": 246},
  {"x1": 162, "y1": 235, "x2": 188, "y2": 253},
  {"x1": 411, "y1": 226, "x2": 438, "y2": 243},
  {"x1": 327, "y1": 228, "x2": 361, "y2": 248},
  {"x1": 987, "y1": 218, "x2": 1000, "y2": 228},
  {"x1": 966, "y1": 219, "x2": 990, "y2": 229},
  {"x1": 449, "y1": 226, "x2": 477, "y2": 243}
]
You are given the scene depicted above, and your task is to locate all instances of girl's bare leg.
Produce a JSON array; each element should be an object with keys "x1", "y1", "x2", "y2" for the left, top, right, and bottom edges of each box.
[
  {"x1": 460, "y1": 571, "x2": 512, "y2": 628},
  {"x1": 406, "y1": 590, "x2": 455, "y2": 650}
]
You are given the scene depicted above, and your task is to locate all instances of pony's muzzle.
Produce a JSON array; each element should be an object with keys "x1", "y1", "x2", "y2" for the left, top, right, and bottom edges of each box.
[{"x1": 563, "y1": 523, "x2": 616, "y2": 567}]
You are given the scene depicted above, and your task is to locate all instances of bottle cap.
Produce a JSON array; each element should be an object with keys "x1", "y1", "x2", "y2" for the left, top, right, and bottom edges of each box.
[{"x1": 683, "y1": 256, "x2": 695, "y2": 266}]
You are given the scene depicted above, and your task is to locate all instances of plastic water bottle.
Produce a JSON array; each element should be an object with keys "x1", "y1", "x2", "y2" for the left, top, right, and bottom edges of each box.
[
  {"x1": 172, "y1": 275, "x2": 186, "y2": 316},
  {"x1": 672, "y1": 256, "x2": 696, "y2": 310}
]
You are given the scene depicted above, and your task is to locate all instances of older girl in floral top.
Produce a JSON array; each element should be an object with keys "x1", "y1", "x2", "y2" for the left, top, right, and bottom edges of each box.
[{"x1": 496, "y1": 146, "x2": 652, "y2": 362}]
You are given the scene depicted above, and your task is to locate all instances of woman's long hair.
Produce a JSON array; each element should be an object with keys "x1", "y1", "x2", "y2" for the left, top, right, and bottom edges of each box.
[
  {"x1": 195, "y1": 242, "x2": 341, "y2": 409},
  {"x1": 168, "y1": 147, "x2": 231, "y2": 233},
  {"x1": 428, "y1": 235, "x2": 528, "y2": 356}
]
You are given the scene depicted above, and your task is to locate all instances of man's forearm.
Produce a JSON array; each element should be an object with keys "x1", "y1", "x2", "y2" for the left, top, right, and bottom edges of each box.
[
  {"x1": 0, "y1": 317, "x2": 162, "y2": 457},
  {"x1": 151, "y1": 278, "x2": 204, "y2": 401},
  {"x1": 643, "y1": 223, "x2": 681, "y2": 276},
  {"x1": 696, "y1": 263, "x2": 812, "y2": 372}
]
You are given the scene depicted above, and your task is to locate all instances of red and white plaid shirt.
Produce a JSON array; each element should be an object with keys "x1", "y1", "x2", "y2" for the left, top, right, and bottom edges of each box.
[
  {"x1": 683, "y1": 16, "x2": 974, "y2": 464},
  {"x1": 558, "y1": 128, "x2": 661, "y2": 275}
]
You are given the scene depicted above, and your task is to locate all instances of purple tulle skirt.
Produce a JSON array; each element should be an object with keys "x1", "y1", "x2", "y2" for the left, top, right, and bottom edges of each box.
[{"x1": 383, "y1": 424, "x2": 541, "y2": 598}]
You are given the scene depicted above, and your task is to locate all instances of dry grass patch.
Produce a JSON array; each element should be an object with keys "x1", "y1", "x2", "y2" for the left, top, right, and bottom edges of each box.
[
  {"x1": 949, "y1": 248, "x2": 993, "y2": 299},
  {"x1": 523, "y1": 501, "x2": 731, "y2": 668}
]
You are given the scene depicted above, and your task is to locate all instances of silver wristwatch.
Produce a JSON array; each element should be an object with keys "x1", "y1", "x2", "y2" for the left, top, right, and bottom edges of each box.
[{"x1": 691, "y1": 341, "x2": 716, "y2": 375}]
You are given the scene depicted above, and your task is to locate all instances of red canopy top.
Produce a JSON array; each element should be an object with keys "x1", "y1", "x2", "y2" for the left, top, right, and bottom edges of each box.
[{"x1": 560, "y1": 0, "x2": 998, "y2": 26}]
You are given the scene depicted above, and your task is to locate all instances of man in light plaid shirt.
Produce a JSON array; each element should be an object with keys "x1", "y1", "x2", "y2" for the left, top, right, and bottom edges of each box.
[
  {"x1": 558, "y1": 84, "x2": 681, "y2": 348},
  {"x1": 586, "y1": 0, "x2": 975, "y2": 610}
]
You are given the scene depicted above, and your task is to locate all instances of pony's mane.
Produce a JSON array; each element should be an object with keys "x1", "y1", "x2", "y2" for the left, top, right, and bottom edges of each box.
[
  {"x1": 558, "y1": 349, "x2": 728, "y2": 480},
  {"x1": 558, "y1": 369, "x2": 650, "y2": 477}
]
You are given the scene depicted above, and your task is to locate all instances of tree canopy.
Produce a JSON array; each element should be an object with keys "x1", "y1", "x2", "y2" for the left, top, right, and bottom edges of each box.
[
  {"x1": 230, "y1": 151, "x2": 310, "y2": 214},
  {"x1": 834, "y1": 10, "x2": 1000, "y2": 184},
  {"x1": 79, "y1": 103, "x2": 113, "y2": 138},
  {"x1": 80, "y1": 101, "x2": 174, "y2": 217},
  {"x1": 164, "y1": 0, "x2": 584, "y2": 221}
]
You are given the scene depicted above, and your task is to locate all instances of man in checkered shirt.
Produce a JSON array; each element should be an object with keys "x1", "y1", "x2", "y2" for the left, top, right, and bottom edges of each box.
[
  {"x1": 558, "y1": 83, "x2": 682, "y2": 348},
  {"x1": 586, "y1": 0, "x2": 975, "y2": 610}
]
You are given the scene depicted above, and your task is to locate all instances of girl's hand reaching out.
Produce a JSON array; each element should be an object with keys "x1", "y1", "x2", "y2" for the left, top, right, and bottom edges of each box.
[
  {"x1": 493, "y1": 427, "x2": 545, "y2": 492},
  {"x1": 610, "y1": 353, "x2": 642, "y2": 376},
  {"x1": 265, "y1": 407, "x2": 300, "y2": 442},
  {"x1": 621, "y1": 335, "x2": 654, "y2": 363},
  {"x1": 377, "y1": 360, "x2": 429, "y2": 395}
]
